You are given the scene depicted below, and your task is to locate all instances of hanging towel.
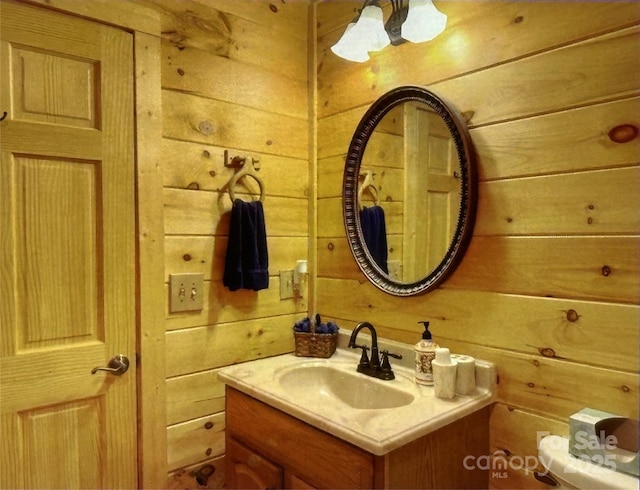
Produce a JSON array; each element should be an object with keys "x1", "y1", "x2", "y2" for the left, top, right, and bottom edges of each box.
[
  {"x1": 223, "y1": 199, "x2": 269, "y2": 291},
  {"x1": 360, "y1": 205, "x2": 388, "y2": 274}
]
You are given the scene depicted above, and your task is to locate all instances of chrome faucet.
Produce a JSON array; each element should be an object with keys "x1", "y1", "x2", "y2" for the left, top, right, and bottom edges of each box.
[{"x1": 348, "y1": 322, "x2": 402, "y2": 380}]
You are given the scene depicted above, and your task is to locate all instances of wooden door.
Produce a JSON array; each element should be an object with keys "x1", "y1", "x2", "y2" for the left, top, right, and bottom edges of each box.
[
  {"x1": 404, "y1": 102, "x2": 459, "y2": 278},
  {"x1": 0, "y1": 1, "x2": 137, "y2": 488}
]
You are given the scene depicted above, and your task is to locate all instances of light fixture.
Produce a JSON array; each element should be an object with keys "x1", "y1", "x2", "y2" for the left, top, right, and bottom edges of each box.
[{"x1": 331, "y1": 0, "x2": 447, "y2": 62}]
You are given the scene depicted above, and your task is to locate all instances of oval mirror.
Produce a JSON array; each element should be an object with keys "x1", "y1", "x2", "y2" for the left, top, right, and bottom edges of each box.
[{"x1": 342, "y1": 86, "x2": 477, "y2": 296}]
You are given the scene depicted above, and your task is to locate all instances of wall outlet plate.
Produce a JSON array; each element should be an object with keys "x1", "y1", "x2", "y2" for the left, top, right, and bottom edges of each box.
[{"x1": 169, "y1": 273, "x2": 204, "y2": 313}]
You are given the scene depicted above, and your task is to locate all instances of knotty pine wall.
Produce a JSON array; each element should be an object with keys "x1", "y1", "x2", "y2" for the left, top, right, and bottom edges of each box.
[
  {"x1": 316, "y1": 2, "x2": 639, "y2": 489},
  {"x1": 130, "y1": 0, "x2": 310, "y2": 486}
]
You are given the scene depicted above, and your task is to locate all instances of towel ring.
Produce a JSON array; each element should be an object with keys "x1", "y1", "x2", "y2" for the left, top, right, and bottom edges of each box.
[
  {"x1": 227, "y1": 158, "x2": 265, "y2": 203},
  {"x1": 358, "y1": 170, "x2": 379, "y2": 208},
  {"x1": 229, "y1": 173, "x2": 265, "y2": 202}
]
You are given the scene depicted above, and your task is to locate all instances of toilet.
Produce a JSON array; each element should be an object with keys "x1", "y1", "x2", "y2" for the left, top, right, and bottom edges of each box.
[{"x1": 538, "y1": 435, "x2": 639, "y2": 489}]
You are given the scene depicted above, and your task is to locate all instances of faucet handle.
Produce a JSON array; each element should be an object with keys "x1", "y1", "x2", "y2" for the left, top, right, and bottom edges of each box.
[
  {"x1": 352, "y1": 344, "x2": 370, "y2": 369},
  {"x1": 380, "y1": 350, "x2": 402, "y2": 372}
]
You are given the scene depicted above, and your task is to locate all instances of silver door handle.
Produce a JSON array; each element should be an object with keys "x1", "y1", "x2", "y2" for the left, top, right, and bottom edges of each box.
[{"x1": 91, "y1": 354, "x2": 130, "y2": 376}]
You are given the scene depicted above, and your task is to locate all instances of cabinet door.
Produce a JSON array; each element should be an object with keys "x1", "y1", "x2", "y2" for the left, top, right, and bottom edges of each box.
[
  {"x1": 286, "y1": 473, "x2": 317, "y2": 489},
  {"x1": 226, "y1": 388, "x2": 374, "y2": 488},
  {"x1": 226, "y1": 437, "x2": 283, "y2": 489}
]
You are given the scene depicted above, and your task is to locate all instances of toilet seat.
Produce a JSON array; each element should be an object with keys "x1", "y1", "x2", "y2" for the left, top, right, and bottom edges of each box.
[{"x1": 538, "y1": 435, "x2": 639, "y2": 489}]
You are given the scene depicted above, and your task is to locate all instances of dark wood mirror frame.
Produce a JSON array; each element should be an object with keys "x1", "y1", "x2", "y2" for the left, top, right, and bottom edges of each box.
[{"x1": 342, "y1": 86, "x2": 477, "y2": 296}]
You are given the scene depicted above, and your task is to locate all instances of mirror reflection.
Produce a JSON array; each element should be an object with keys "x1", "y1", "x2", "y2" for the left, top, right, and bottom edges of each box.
[
  {"x1": 343, "y1": 85, "x2": 476, "y2": 296},
  {"x1": 359, "y1": 101, "x2": 461, "y2": 283}
]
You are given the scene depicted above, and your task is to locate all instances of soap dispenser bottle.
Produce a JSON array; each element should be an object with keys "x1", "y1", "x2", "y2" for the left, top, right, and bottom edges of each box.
[{"x1": 415, "y1": 321, "x2": 438, "y2": 385}]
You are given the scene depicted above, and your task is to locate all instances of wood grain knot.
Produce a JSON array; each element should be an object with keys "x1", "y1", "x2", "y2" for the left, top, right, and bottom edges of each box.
[
  {"x1": 187, "y1": 182, "x2": 200, "y2": 190},
  {"x1": 204, "y1": 421, "x2": 214, "y2": 430},
  {"x1": 269, "y1": 3, "x2": 278, "y2": 12},
  {"x1": 177, "y1": 68, "x2": 185, "y2": 76},
  {"x1": 621, "y1": 385, "x2": 630, "y2": 392},
  {"x1": 327, "y1": 242, "x2": 334, "y2": 251},
  {"x1": 198, "y1": 120, "x2": 214, "y2": 135},
  {"x1": 566, "y1": 309, "x2": 579, "y2": 322},
  {"x1": 514, "y1": 15, "x2": 524, "y2": 23},
  {"x1": 183, "y1": 254, "x2": 192, "y2": 262},
  {"x1": 539, "y1": 348, "x2": 556, "y2": 358},
  {"x1": 608, "y1": 124, "x2": 638, "y2": 144},
  {"x1": 601, "y1": 265, "x2": 612, "y2": 276},
  {"x1": 202, "y1": 150, "x2": 211, "y2": 158}
]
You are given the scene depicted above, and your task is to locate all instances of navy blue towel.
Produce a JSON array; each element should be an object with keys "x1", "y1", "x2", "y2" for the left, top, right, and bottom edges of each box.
[
  {"x1": 223, "y1": 199, "x2": 269, "y2": 291},
  {"x1": 360, "y1": 205, "x2": 388, "y2": 274}
]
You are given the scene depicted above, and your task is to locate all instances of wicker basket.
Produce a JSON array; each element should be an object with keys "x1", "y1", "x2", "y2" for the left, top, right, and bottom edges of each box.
[{"x1": 294, "y1": 331, "x2": 337, "y2": 358}]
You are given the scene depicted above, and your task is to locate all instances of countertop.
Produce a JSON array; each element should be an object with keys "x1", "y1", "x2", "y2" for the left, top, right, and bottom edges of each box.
[{"x1": 218, "y1": 331, "x2": 497, "y2": 455}]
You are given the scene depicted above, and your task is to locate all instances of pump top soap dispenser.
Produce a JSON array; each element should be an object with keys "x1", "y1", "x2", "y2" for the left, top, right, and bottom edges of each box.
[{"x1": 415, "y1": 321, "x2": 439, "y2": 385}]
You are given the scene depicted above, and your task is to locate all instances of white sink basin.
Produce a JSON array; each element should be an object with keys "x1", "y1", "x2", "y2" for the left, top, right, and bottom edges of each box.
[
  {"x1": 278, "y1": 364, "x2": 415, "y2": 410},
  {"x1": 218, "y1": 333, "x2": 496, "y2": 455}
]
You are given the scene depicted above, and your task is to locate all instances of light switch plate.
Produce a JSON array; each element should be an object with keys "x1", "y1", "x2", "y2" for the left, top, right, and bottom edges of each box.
[
  {"x1": 170, "y1": 273, "x2": 204, "y2": 312},
  {"x1": 279, "y1": 270, "x2": 294, "y2": 300}
]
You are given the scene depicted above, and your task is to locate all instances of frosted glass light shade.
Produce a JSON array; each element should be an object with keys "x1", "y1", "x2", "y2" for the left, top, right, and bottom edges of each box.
[
  {"x1": 330, "y1": 4, "x2": 390, "y2": 62},
  {"x1": 331, "y1": 23, "x2": 370, "y2": 62},
  {"x1": 401, "y1": 0, "x2": 447, "y2": 44},
  {"x1": 360, "y1": 4, "x2": 391, "y2": 51}
]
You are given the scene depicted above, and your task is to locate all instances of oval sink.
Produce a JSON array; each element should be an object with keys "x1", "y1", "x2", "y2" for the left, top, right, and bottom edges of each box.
[{"x1": 278, "y1": 364, "x2": 414, "y2": 410}]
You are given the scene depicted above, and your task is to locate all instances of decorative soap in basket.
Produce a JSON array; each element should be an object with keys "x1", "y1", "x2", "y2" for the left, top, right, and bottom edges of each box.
[{"x1": 293, "y1": 314, "x2": 339, "y2": 358}]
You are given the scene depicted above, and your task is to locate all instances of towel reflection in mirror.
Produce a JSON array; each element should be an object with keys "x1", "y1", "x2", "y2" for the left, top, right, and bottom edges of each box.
[{"x1": 358, "y1": 170, "x2": 388, "y2": 273}]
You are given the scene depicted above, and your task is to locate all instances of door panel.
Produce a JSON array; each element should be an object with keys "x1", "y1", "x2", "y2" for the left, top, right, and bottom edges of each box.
[
  {"x1": 0, "y1": 1, "x2": 136, "y2": 488},
  {"x1": 16, "y1": 156, "x2": 101, "y2": 349},
  {"x1": 12, "y1": 47, "x2": 97, "y2": 127},
  {"x1": 21, "y1": 398, "x2": 105, "y2": 489}
]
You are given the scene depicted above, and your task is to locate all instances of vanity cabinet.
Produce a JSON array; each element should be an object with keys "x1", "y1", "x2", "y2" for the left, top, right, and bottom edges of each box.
[
  {"x1": 226, "y1": 438, "x2": 283, "y2": 489},
  {"x1": 225, "y1": 387, "x2": 490, "y2": 489}
]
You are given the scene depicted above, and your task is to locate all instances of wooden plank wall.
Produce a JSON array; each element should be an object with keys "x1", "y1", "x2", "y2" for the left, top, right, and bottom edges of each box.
[
  {"x1": 130, "y1": 0, "x2": 310, "y2": 487},
  {"x1": 316, "y1": 1, "x2": 639, "y2": 488}
]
